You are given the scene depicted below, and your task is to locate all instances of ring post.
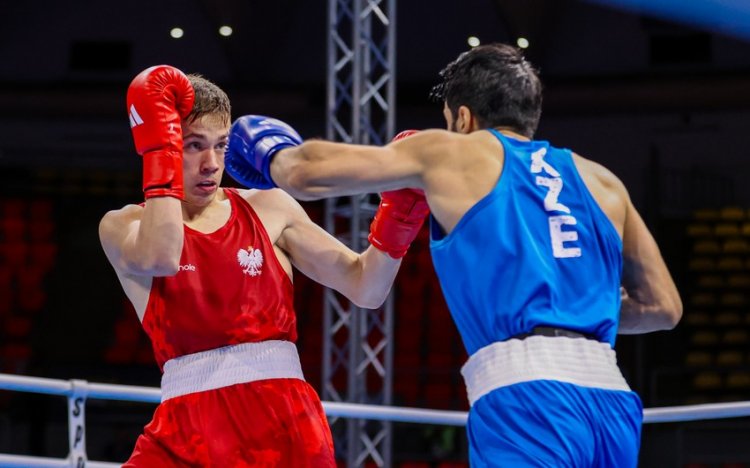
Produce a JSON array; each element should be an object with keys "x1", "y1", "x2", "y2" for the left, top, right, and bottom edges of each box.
[{"x1": 68, "y1": 379, "x2": 88, "y2": 468}]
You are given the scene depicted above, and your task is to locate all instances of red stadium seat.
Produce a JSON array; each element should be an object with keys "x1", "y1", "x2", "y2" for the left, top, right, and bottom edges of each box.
[
  {"x1": 28, "y1": 199, "x2": 53, "y2": 221},
  {"x1": 0, "y1": 264, "x2": 10, "y2": 284},
  {"x1": 0, "y1": 242, "x2": 28, "y2": 267},
  {"x1": 0, "y1": 199, "x2": 26, "y2": 219},
  {"x1": 27, "y1": 220, "x2": 55, "y2": 242},
  {"x1": 0, "y1": 343, "x2": 32, "y2": 360},
  {"x1": 394, "y1": 351, "x2": 420, "y2": 370},
  {"x1": 17, "y1": 266, "x2": 47, "y2": 312},
  {"x1": 103, "y1": 345, "x2": 136, "y2": 365},
  {"x1": 135, "y1": 344, "x2": 156, "y2": 365},
  {"x1": 0, "y1": 218, "x2": 25, "y2": 242},
  {"x1": 424, "y1": 382, "x2": 454, "y2": 409},
  {"x1": 4, "y1": 316, "x2": 32, "y2": 338},
  {"x1": 17, "y1": 288, "x2": 46, "y2": 313},
  {"x1": 0, "y1": 288, "x2": 12, "y2": 316},
  {"x1": 17, "y1": 265, "x2": 44, "y2": 290},
  {"x1": 113, "y1": 319, "x2": 141, "y2": 346},
  {"x1": 28, "y1": 242, "x2": 58, "y2": 272},
  {"x1": 426, "y1": 350, "x2": 454, "y2": 369},
  {"x1": 394, "y1": 379, "x2": 420, "y2": 406}
]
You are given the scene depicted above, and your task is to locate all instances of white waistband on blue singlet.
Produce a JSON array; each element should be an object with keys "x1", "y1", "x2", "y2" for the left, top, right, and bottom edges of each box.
[
  {"x1": 460, "y1": 335, "x2": 631, "y2": 407},
  {"x1": 160, "y1": 340, "x2": 305, "y2": 402}
]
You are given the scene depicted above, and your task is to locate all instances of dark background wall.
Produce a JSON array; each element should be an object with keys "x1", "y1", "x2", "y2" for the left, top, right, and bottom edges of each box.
[{"x1": 2, "y1": 0, "x2": 750, "y2": 466}]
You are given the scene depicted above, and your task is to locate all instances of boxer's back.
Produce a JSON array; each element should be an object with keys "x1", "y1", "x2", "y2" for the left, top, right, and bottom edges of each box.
[{"x1": 430, "y1": 130, "x2": 623, "y2": 355}]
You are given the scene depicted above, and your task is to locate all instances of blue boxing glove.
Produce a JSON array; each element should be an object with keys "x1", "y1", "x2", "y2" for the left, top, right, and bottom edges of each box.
[{"x1": 224, "y1": 115, "x2": 302, "y2": 189}]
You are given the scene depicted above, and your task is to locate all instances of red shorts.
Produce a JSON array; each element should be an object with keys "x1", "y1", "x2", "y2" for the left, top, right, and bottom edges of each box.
[{"x1": 123, "y1": 378, "x2": 335, "y2": 467}]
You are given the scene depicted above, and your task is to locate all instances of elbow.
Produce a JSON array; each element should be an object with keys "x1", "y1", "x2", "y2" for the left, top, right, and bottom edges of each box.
[
  {"x1": 661, "y1": 296, "x2": 683, "y2": 330},
  {"x1": 350, "y1": 286, "x2": 392, "y2": 310},
  {"x1": 648, "y1": 297, "x2": 683, "y2": 332},
  {"x1": 148, "y1": 252, "x2": 181, "y2": 276},
  {"x1": 352, "y1": 295, "x2": 388, "y2": 310},
  {"x1": 153, "y1": 261, "x2": 180, "y2": 277},
  {"x1": 126, "y1": 254, "x2": 180, "y2": 277}
]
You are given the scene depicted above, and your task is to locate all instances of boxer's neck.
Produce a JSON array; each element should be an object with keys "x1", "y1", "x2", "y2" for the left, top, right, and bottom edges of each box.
[{"x1": 182, "y1": 188, "x2": 231, "y2": 233}]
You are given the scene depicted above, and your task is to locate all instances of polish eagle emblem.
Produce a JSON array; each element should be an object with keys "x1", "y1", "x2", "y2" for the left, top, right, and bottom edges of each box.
[{"x1": 237, "y1": 246, "x2": 263, "y2": 276}]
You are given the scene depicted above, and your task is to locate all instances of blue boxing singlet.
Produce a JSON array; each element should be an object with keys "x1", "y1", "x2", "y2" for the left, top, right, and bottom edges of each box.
[
  {"x1": 429, "y1": 129, "x2": 641, "y2": 468},
  {"x1": 430, "y1": 129, "x2": 623, "y2": 355}
]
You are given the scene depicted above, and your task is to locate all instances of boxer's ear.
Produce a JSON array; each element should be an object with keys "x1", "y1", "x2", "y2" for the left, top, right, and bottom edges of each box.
[{"x1": 455, "y1": 106, "x2": 477, "y2": 134}]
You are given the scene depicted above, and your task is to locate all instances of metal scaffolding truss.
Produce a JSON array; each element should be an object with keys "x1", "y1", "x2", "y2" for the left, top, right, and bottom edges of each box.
[{"x1": 324, "y1": 0, "x2": 396, "y2": 466}]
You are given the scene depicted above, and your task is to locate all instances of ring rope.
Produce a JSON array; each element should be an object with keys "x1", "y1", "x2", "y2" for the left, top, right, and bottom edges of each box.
[{"x1": 0, "y1": 373, "x2": 747, "y2": 466}]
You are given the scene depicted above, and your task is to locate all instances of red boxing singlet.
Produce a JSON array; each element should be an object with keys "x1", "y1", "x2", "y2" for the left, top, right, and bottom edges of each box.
[
  {"x1": 126, "y1": 189, "x2": 335, "y2": 467},
  {"x1": 141, "y1": 188, "x2": 297, "y2": 370}
]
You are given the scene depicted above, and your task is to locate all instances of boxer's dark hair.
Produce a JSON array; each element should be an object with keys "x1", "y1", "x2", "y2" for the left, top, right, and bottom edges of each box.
[
  {"x1": 186, "y1": 74, "x2": 231, "y2": 126},
  {"x1": 430, "y1": 43, "x2": 542, "y2": 138}
]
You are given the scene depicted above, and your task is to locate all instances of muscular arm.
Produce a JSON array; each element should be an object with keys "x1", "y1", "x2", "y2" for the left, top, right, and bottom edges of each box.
[
  {"x1": 269, "y1": 130, "x2": 452, "y2": 200},
  {"x1": 273, "y1": 193, "x2": 400, "y2": 309},
  {"x1": 99, "y1": 197, "x2": 184, "y2": 277},
  {"x1": 573, "y1": 155, "x2": 681, "y2": 334},
  {"x1": 618, "y1": 198, "x2": 683, "y2": 334}
]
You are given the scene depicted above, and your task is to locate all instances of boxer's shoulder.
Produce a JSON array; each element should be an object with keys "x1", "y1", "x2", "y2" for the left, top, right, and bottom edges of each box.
[
  {"x1": 235, "y1": 187, "x2": 309, "y2": 229},
  {"x1": 235, "y1": 187, "x2": 299, "y2": 211}
]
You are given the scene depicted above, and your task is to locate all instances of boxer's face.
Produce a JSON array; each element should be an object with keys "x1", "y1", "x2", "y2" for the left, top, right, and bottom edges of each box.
[{"x1": 181, "y1": 114, "x2": 230, "y2": 204}]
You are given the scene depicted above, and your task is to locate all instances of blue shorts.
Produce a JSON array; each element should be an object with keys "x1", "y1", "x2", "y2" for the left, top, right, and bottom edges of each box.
[{"x1": 467, "y1": 380, "x2": 643, "y2": 467}]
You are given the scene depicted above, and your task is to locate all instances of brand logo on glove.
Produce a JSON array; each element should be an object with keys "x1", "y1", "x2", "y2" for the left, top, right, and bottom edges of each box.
[
  {"x1": 237, "y1": 246, "x2": 263, "y2": 276},
  {"x1": 129, "y1": 104, "x2": 144, "y2": 128}
]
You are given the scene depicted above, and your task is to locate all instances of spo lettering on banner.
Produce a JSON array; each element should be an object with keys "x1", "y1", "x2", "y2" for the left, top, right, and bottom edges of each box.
[
  {"x1": 69, "y1": 380, "x2": 88, "y2": 467},
  {"x1": 529, "y1": 147, "x2": 581, "y2": 259}
]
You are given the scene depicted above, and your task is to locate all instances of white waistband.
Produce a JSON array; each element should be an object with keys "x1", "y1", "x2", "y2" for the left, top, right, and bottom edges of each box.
[
  {"x1": 460, "y1": 336, "x2": 631, "y2": 406},
  {"x1": 160, "y1": 340, "x2": 304, "y2": 402}
]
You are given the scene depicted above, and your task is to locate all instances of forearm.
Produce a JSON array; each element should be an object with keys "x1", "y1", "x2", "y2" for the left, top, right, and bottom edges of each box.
[
  {"x1": 346, "y1": 246, "x2": 401, "y2": 309},
  {"x1": 349, "y1": 186, "x2": 427, "y2": 307},
  {"x1": 619, "y1": 202, "x2": 683, "y2": 334},
  {"x1": 118, "y1": 64, "x2": 192, "y2": 275},
  {"x1": 272, "y1": 142, "x2": 343, "y2": 200},
  {"x1": 125, "y1": 197, "x2": 184, "y2": 275},
  {"x1": 272, "y1": 141, "x2": 400, "y2": 200},
  {"x1": 618, "y1": 288, "x2": 683, "y2": 334}
]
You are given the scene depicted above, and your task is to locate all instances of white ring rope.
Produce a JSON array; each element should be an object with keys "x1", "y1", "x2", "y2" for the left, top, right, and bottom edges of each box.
[{"x1": 0, "y1": 372, "x2": 748, "y2": 466}]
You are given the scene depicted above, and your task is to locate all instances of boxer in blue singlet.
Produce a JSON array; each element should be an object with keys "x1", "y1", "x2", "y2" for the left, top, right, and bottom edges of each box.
[{"x1": 226, "y1": 43, "x2": 683, "y2": 467}]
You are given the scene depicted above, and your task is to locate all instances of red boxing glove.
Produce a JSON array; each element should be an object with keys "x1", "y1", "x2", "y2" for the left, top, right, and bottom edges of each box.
[
  {"x1": 368, "y1": 129, "x2": 428, "y2": 259},
  {"x1": 391, "y1": 129, "x2": 419, "y2": 141},
  {"x1": 127, "y1": 65, "x2": 195, "y2": 199},
  {"x1": 368, "y1": 188, "x2": 430, "y2": 258}
]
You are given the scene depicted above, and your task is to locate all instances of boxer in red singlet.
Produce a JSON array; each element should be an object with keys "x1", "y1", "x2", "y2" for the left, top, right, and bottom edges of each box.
[{"x1": 98, "y1": 66, "x2": 429, "y2": 466}]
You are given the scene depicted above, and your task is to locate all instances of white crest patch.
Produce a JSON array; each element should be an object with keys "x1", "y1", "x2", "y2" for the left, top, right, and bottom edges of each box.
[{"x1": 237, "y1": 246, "x2": 263, "y2": 276}]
